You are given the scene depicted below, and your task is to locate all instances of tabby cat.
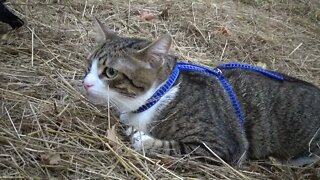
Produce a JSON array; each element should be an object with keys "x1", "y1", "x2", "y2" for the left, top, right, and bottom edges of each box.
[{"x1": 83, "y1": 19, "x2": 320, "y2": 166}]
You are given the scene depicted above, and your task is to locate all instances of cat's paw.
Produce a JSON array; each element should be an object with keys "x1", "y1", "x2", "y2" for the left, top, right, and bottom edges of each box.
[
  {"x1": 125, "y1": 126, "x2": 135, "y2": 136},
  {"x1": 128, "y1": 129, "x2": 179, "y2": 155},
  {"x1": 131, "y1": 130, "x2": 154, "y2": 152}
]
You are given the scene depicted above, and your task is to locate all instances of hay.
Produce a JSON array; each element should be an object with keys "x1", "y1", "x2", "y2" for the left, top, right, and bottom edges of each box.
[{"x1": 1, "y1": 0, "x2": 319, "y2": 179}]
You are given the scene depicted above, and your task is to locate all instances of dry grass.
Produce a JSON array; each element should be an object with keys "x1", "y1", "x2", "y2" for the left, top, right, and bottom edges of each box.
[{"x1": 0, "y1": 0, "x2": 319, "y2": 179}]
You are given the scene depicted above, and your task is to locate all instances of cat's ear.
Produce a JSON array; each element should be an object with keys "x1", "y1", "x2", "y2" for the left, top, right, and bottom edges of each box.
[
  {"x1": 94, "y1": 17, "x2": 118, "y2": 44},
  {"x1": 136, "y1": 34, "x2": 172, "y2": 69}
]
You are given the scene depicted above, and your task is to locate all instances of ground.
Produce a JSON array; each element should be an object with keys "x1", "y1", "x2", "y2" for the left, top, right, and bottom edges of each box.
[{"x1": 0, "y1": 0, "x2": 319, "y2": 179}]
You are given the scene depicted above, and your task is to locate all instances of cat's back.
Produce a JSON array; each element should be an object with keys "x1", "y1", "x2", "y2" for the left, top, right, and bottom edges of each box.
[
  {"x1": 222, "y1": 68, "x2": 320, "y2": 160},
  {"x1": 194, "y1": 68, "x2": 320, "y2": 160},
  {"x1": 152, "y1": 65, "x2": 320, "y2": 162},
  {"x1": 222, "y1": 68, "x2": 320, "y2": 119}
]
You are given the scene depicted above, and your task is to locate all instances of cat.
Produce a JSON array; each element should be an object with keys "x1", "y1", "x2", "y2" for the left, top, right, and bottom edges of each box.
[{"x1": 82, "y1": 18, "x2": 320, "y2": 166}]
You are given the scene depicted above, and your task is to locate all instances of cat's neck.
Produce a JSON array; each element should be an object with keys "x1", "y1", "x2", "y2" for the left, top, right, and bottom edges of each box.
[
  {"x1": 113, "y1": 83, "x2": 159, "y2": 113},
  {"x1": 120, "y1": 84, "x2": 180, "y2": 132},
  {"x1": 118, "y1": 59, "x2": 176, "y2": 113},
  {"x1": 132, "y1": 65, "x2": 180, "y2": 113}
]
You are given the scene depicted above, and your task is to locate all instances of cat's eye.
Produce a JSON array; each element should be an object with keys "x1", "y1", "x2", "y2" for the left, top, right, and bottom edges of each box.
[{"x1": 104, "y1": 67, "x2": 118, "y2": 79}]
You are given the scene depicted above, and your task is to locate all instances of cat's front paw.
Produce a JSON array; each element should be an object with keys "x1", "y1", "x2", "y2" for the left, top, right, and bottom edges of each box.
[
  {"x1": 126, "y1": 127, "x2": 177, "y2": 155},
  {"x1": 131, "y1": 130, "x2": 154, "y2": 152}
]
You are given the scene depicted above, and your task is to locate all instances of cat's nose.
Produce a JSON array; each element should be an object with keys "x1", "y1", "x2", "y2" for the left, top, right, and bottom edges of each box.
[{"x1": 83, "y1": 83, "x2": 94, "y2": 90}]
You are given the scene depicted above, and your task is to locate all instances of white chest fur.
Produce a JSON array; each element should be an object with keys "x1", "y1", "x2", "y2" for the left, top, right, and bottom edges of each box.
[{"x1": 120, "y1": 85, "x2": 179, "y2": 134}]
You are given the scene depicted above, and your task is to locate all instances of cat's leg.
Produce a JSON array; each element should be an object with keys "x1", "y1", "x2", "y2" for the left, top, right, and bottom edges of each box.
[
  {"x1": 128, "y1": 127, "x2": 247, "y2": 165},
  {"x1": 127, "y1": 128, "x2": 179, "y2": 155},
  {"x1": 126, "y1": 126, "x2": 248, "y2": 165},
  {"x1": 288, "y1": 155, "x2": 320, "y2": 166}
]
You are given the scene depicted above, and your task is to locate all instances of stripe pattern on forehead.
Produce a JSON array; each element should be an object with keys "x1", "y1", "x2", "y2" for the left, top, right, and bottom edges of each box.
[
  {"x1": 92, "y1": 38, "x2": 150, "y2": 64},
  {"x1": 107, "y1": 38, "x2": 148, "y2": 53}
]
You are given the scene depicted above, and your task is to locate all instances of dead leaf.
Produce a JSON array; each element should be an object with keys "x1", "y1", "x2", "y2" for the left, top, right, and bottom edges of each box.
[
  {"x1": 106, "y1": 124, "x2": 119, "y2": 145},
  {"x1": 215, "y1": 26, "x2": 232, "y2": 36},
  {"x1": 138, "y1": 10, "x2": 157, "y2": 21},
  {"x1": 41, "y1": 153, "x2": 61, "y2": 165}
]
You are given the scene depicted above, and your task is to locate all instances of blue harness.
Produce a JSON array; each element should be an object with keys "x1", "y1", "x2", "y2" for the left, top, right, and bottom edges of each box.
[{"x1": 133, "y1": 62, "x2": 284, "y2": 128}]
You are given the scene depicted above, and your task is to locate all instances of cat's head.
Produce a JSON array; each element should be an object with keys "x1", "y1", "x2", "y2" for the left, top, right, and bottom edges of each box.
[{"x1": 82, "y1": 18, "x2": 176, "y2": 113}]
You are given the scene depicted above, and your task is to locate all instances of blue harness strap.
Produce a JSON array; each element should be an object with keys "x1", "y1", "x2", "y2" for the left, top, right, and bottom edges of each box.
[
  {"x1": 218, "y1": 63, "x2": 284, "y2": 81},
  {"x1": 133, "y1": 62, "x2": 284, "y2": 129}
]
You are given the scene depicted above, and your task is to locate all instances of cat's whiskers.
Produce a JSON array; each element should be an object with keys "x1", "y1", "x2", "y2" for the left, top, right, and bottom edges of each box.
[
  {"x1": 102, "y1": 88, "x2": 141, "y2": 112},
  {"x1": 106, "y1": 98, "x2": 121, "y2": 111},
  {"x1": 87, "y1": 88, "x2": 121, "y2": 110}
]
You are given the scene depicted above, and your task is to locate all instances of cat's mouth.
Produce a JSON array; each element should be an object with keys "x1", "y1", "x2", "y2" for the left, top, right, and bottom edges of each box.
[
  {"x1": 84, "y1": 91, "x2": 107, "y2": 104},
  {"x1": 82, "y1": 85, "x2": 107, "y2": 103},
  {"x1": 82, "y1": 75, "x2": 161, "y2": 113},
  {"x1": 82, "y1": 85, "x2": 128, "y2": 112}
]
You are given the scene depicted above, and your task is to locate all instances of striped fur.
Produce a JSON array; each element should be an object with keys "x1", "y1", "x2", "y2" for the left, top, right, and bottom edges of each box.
[{"x1": 83, "y1": 19, "x2": 320, "y2": 166}]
